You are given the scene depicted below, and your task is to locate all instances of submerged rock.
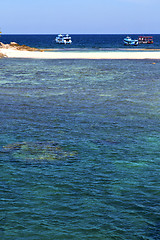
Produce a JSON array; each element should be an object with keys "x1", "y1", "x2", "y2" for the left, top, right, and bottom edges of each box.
[{"x1": 1, "y1": 141, "x2": 76, "y2": 162}]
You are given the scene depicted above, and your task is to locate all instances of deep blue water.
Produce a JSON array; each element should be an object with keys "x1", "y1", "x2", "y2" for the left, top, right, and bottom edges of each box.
[
  {"x1": 1, "y1": 34, "x2": 160, "y2": 49},
  {"x1": 0, "y1": 51, "x2": 160, "y2": 238}
]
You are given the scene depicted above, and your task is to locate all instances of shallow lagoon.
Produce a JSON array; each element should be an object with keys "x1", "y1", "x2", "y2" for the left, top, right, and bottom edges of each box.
[{"x1": 0, "y1": 59, "x2": 160, "y2": 239}]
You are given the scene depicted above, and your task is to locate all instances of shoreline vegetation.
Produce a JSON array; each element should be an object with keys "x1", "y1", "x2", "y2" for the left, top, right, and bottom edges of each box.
[{"x1": 0, "y1": 42, "x2": 160, "y2": 59}]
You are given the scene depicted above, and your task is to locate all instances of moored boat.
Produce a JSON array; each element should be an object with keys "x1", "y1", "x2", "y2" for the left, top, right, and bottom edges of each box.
[
  {"x1": 55, "y1": 34, "x2": 72, "y2": 44},
  {"x1": 138, "y1": 36, "x2": 153, "y2": 44},
  {"x1": 123, "y1": 36, "x2": 138, "y2": 46}
]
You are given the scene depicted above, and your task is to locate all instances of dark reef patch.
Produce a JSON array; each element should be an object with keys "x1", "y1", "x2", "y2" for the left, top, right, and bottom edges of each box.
[{"x1": 1, "y1": 141, "x2": 76, "y2": 162}]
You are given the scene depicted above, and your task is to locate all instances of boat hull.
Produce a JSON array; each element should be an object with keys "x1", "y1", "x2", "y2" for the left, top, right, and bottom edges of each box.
[
  {"x1": 55, "y1": 35, "x2": 72, "y2": 44},
  {"x1": 124, "y1": 38, "x2": 138, "y2": 46},
  {"x1": 55, "y1": 39, "x2": 72, "y2": 44}
]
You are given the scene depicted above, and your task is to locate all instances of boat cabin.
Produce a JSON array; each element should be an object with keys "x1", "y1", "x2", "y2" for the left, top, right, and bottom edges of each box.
[
  {"x1": 123, "y1": 36, "x2": 138, "y2": 46},
  {"x1": 55, "y1": 34, "x2": 72, "y2": 44},
  {"x1": 138, "y1": 36, "x2": 153, "y2": 44}
]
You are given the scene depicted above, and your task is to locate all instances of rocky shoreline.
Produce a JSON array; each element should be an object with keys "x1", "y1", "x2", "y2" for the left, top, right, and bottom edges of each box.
[
  {"x1": 0, "y1": 42, "x2": 42, "y2": 58},
  {"x1": 0, "y1": 52, "x2": 5, "y2": 58}
]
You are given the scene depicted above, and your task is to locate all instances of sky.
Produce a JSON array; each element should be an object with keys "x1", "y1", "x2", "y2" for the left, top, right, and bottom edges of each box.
[{"x1": 0, "y1": 0, "x2": 160, "y2": 34}]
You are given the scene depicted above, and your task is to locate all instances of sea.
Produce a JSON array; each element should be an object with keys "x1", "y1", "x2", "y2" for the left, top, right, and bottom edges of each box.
[
  {"x1": 0, "y1": 35, "x2": 160, "y2": 240},
  {"x1": 1, "y1": 34, "x2": 160, "y2": 49}
]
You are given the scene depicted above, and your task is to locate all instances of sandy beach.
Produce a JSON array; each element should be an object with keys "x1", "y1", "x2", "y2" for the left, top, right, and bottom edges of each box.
[{"x1": 1, "y1": 48, "x2": 160, "y2": 59}]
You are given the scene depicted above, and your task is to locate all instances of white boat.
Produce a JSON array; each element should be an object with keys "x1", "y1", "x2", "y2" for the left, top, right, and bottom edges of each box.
[
  {"x1": 123, "y1": 36, "x2": 138, "y2": 46},
  {"x1": 55, "y1": 34, "x2": 72, "y2": 44}
]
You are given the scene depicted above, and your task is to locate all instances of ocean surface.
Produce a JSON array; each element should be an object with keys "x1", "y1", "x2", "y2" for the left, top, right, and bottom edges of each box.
[
  {"x1": 0, "y1": 35, "x2": 160, "y2": 240},
  {"x1": 1, "y1": 34, "x2": 160, "y2": 49}
]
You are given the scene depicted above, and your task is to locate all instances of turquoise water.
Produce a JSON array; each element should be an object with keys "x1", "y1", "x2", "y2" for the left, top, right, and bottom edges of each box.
[{"x1": 0, "y1": 59, "x2": 160, "y2": 239}]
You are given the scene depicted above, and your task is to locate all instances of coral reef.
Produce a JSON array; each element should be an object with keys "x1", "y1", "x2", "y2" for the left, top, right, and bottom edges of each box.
[{"x1": 1, "y1": 141, "x2": 76, "y2": 162}]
